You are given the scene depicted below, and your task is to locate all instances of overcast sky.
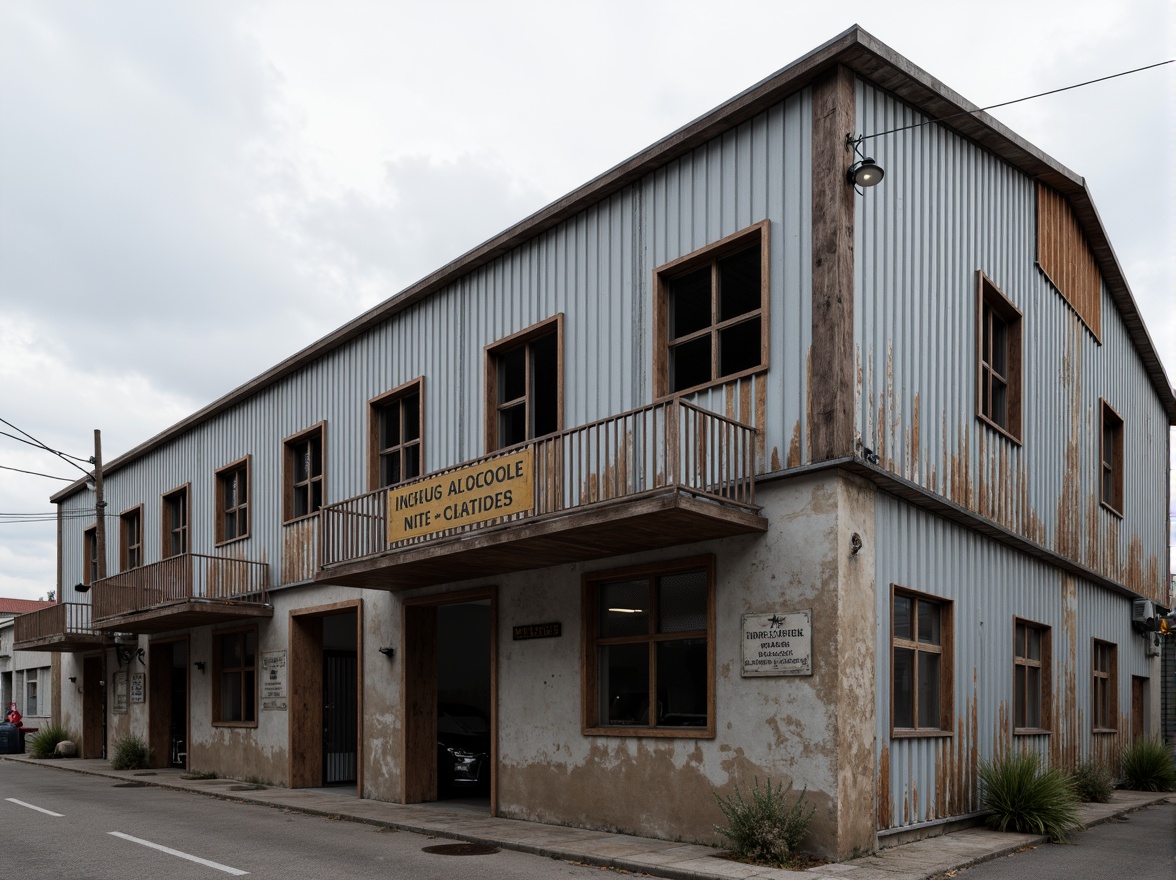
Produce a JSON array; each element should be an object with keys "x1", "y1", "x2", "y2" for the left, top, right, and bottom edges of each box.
[{"x1": 1, "y1": 0, "x2": 1173, "y2": 601}]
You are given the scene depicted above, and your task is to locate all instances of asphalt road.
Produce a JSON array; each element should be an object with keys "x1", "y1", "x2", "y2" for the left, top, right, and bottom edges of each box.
[
  {"x1": 953, "y1": 801, "x2": 1176, "y2": 880},
  {"x1": 0, "y1": 760, "x2": 619, "y2": 879}
]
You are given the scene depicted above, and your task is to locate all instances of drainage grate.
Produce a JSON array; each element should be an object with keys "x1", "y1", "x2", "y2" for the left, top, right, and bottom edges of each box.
[
  {"x1": 112, "y1": 782, "x2": 148, "y2": 788},
  {"x1": 421, "y1": 843, "x2": 501, "y2": 856}
]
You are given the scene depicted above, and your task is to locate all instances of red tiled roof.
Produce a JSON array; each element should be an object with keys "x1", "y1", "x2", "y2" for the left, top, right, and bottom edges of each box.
[{"x1": 0, "y1": 598, "x2": 55, "y2": 615}]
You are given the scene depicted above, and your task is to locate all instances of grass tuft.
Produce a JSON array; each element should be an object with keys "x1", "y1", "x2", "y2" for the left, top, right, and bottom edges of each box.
[
  {"x1": 1118, "y1": 737, "x2": 1176, "y2": 792},
  {"x1": 1070, "y1": 759, "x2": 1114, "y2": 803},
  {"x1": 109, "y1": 734, "x2": 152, "y2": 771},
  {"x1": 713, "y1": 777, "x2": 815, "y2": 868},
  {"x1": 979, "y1": 751, "x2": 1081, "y2": 842},
  {"x1": 26, "y1": 724, "x2": 75, "y2": 759}
]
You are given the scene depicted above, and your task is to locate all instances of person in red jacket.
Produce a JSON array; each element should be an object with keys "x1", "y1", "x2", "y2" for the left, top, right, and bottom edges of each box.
[{"x1": 5, "y1": 703, "x2": 22, "y2": 728}]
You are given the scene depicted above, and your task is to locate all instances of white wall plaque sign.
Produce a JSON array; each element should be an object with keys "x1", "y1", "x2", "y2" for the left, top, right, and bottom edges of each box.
[
  {"x1": 262, "y1": 650, "x2": 288, "y2": 711},
  {"x1": 741, "y1": 610, "x2": 812, "y2": 677}
]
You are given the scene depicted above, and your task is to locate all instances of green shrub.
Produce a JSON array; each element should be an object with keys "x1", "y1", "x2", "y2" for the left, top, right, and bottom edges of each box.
[
  {"x1": 713, "y1": 777, "x2": 815, "y2": 867},
  {"x1": 109, "y1": 734, "x2": 152, "y2": 771},
  {"x1": 1071, "y1": 759, "x2": 1114, "y2": 803},
  {"x1": 979, "y1": 751, "x2": 1081, "y2": 841},
  {"x1": 1118, "y1": 737, "x2": 1176, "y2": 792},
  {"x1": 26, "y1": 724, "x2": 75, "y2": 760}
]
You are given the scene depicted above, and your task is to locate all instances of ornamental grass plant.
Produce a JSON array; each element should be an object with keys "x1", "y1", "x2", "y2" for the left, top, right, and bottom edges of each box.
[
  {"x1": 1118, "y1": 737, "x2": 1176, "y2": 792},
  {"x1": 713, "y1": 777, "x2": 816, "y2": 868},
  {"x1": 979, "y1": 751, "x2": 1081, "y2": 842},
  {"x1": 25, "y1": 724, "x2": 75, "y2": 759},
  {"x1": 1070, "y1": 759, "x2": 1114, "y2": 803},
  {"x1": 109, "y1": 734, "x2": 152, "y2": 771}
]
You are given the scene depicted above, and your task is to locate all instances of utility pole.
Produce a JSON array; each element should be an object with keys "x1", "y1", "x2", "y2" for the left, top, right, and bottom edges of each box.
[{"x1": 93, "y1": 429, "x2": 107, "y2": 580}]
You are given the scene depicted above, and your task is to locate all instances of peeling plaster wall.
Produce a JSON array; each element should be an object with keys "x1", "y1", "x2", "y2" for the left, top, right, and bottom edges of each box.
[{"x1": 874, "y1": 493, "x2": 1157, "y2": 832}]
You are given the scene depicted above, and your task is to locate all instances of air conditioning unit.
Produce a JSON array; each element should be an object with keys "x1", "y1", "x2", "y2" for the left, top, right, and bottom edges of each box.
[{"x1": 1132, "y1": 599, "x2": 1155, "y2": 630}]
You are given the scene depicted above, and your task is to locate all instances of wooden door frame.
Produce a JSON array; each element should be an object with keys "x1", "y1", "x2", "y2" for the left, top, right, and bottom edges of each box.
[
  {"x1": 289, "y1": 599, "x2": 363, "y2": 795},
  {"x1": 147, "y1": 636, "x2": 189, "y2": 769},
  {"x1": 401, "y1": 586, "x2": 497, "y2": 813}
]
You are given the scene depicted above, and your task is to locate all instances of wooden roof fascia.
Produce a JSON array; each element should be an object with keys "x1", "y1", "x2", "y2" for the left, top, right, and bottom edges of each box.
[{"x1": 52, "y1": 26, "x2": 1175, "y2": 503}]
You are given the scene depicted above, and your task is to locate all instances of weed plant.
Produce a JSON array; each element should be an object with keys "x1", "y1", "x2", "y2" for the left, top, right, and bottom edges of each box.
[
  {"x1": 1070, "y1": 759, "x2": 1113, "y2": 803},
  {"x1": 979, "y1": 751, "x2": 1081, "y2": 841},
  {"x1": 26, "y1": 724, "x2": 74, "y2": 759},
  {"x1": 1118, "y1": 737, "x2": 1176, "y2": 792},
  {"x1": 713, "y1": 777, "x2": 815, "y2": 868},
  {"x1": 109, "y1": 734, "x2": 152, "y2": 771}
]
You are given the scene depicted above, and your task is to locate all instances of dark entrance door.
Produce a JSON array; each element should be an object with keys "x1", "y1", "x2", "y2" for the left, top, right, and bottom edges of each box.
[
  {"x1": 169, "y1": 645, "x2": 188, "y2": 767},
  {"x1": 82, "y1": 655, "x2": 105, "y2": 759},
  {"x1": 322, "y1": 650, "x2": 357, "y2": 785}
]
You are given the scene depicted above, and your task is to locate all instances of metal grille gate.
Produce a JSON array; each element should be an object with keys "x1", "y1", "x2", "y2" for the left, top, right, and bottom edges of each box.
[{"x1": 323, "y1": 650, "x2": 357, "y2": 785}]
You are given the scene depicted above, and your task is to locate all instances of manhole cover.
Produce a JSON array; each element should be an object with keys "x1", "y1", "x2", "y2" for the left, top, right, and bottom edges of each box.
[{"x1": 421, "y1": 843, "x2": 500, "y2": 856}]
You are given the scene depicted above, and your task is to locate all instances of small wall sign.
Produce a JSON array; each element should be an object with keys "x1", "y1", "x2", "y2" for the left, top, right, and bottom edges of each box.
[
  {"x1": 741, "y1": 610, "x2": 812, "y2": 677},
  {"x1": 130, "y1": 672, "x2": 146, "y2": 704},
  {"x1": 262, "y1": 650, "x2": 288, "y2": 711},
  {"x1": 512, "y1": 622, "x2": 561, "y2": 641},
  {"x1": 112, "y1": 672, "x2": 128, "y2": 714}
]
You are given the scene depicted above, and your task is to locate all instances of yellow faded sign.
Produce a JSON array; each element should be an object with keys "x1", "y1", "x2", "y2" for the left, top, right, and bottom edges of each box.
[{"x1": 387, "y1": 448, "x2": 535, "y2": 542}]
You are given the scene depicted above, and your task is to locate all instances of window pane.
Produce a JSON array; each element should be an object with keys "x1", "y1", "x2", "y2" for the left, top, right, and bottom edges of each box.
[
  {"x1": 718, "y1": 317, "x2": 762, "y2": 377},
  {"x1": 295, "y1": 442, "x2": 310, "y2": 482},
  {"x1": 656, "y1": 638, "x2": 707, "y2": 726},
  {"x1": 244, "y1": 670, "x2": 256, "y2": 721},
  {"x1": 991, "y1": 378, "x2": 1008, "y2": 427},
  {"x1": 917, "y1": 651, "x2": 941, "y2": 727},
  {"x1": 531, "y1": 333, "x2": 559, "y2": 437},
  {"x1": 658, "y1": 571, "x2": 707, "y2": 633},
  {"x1": 990, "y1": 314, "x2": 1007, "y2": 375},
  {"x1": 599, "y1": 643, "x2": 649, "y2": 725},
  {"x1": 669, "y1": 336, "x2": 711, "y2": 392},
  {"x1": 1026, "y1": 666, "x2": 1041, "y2": 729},
  {"x1": 221, "y1": 635, "x2": 240, "y2": 668},
  {"x1": 380, "y1": 404, "x2": 400, "y2": 447},
  {"x1": 917, "y1": 600, "x2": 940, "y2": 645},
  {"x1": 600, "y1": 579, "x2": 648, "y2": 637},
  {"x1": 294, "y1": 485, "x2": 308, "y2": 518},
  {"x1": 381, "y1": 451, "x2": 400, "y2": 488},
  {"x1": 669, "y1": 267, "x2": 711, "y2": 338},
  {"x1": 498, "y1": 402, "x2": 527, "y2": 448},
  {"x1": 310, "y1": 438, "x2": 322, "y2": 478},
  {"x1": 1015, "y1": 666, "x2": 1026, "y2": 728},
  {"x1": 403, "y1": 444, "x2": 421, "y2": 481},
  {"x1": 1026, "y1": 627, "x2": 1041, "y2": 661},
  {"x1": 717, "y1": 246, "x2": 760, "y2": 321},
  {"x1": 221, "y1": 673, "x2": 241, "y2": 722},
  {"x1": 244, "y1": 631, "x2": 257, "y2": 666},
  {"x1": 893, "y1": 595, "x2": 912, "y2": 641},
  {"x1": 893, "y1": 647, "x2": 914, "y2": 728},
  {"x1": 499, "y1": 344, "x2": 527, "y2": 403},
  {"x1": 402, "y1": 393, "x2": 420, "y2": 442}
]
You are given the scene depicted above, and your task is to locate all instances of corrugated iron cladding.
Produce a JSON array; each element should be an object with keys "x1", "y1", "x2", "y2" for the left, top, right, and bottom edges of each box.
[
  {"x1": 874, "y1": 495, "x2": 1153, "y2": 830},
  {"x1": 56, "y1": 89, "x2": 815, "y2": 598},
  {"x1": 854, "y1": 81, "x2": 1168, "y2": 602}
]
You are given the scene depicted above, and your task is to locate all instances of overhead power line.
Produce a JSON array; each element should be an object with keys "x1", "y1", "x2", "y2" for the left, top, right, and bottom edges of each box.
[
  {"x1": 0, "y1": 463, "x2": 75, "y2": 481},
  {"x1": 0, "y1": 416, "x2": 93, "y2": 475}
]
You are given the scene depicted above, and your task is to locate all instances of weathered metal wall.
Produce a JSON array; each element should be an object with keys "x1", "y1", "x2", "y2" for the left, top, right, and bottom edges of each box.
[
  {"x1": 57, "y1": 89, "x2": 813, "y2": 597},
  {"x1": 874, "y1": 492, "x2": 1155, "y2": 831},
  {"x1": 853, "y1": 80, "x2": 1169, "y2": 602}
]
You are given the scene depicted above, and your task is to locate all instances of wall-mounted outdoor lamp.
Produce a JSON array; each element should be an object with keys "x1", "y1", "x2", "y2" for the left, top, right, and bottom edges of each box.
[
  {"x1": 846, "y1": 134, "x2": 884, "y2": 191},
  {"x1": 850, "y1": 533, "x2": 863, "y2": 556},
  {"x1": 74, "y1": 582, "x2": 90, "y2": 594},
  {"x1": 193, "y1": 661, "x2": 206, "y2": 673},
  {"x1": 378, "y1": 647, "x2": 395, "y2": 659},
  {"x1": 68, "y1": 676, "x2": 77, "y2": 683}
]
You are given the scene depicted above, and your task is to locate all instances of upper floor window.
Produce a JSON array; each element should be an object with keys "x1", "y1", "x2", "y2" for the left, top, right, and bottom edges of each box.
[
  {"x1": 485, "y1": 315, "x2": 563, "y2": 451},
  {"x1": 162, "y1": 485, "x2": 189, "y2": 558},
  {"x1": 654, "y1": 222, "x2": 769, "y2": 397},
  {"x1": 892, "y1": 587, "x2": 953, "y2": 735},
  {"x1": 119, "y1": 506, "x2": 143, "y2": 571},
  {"x1": 370, "y1": 380, "x2": 423, "y2": 490},
  {"x1": 976, "y1": 273, "x2": 1023, "y2": 442},
  {"x1": 582, "y1": 556, "x2": 714, "y2": 738},
  {"x1": 283, "y1": 423, "x2": 325, "y2": 523},
  {"x1": 83, "y1": 525, "x2": 98, "y2": 585},
  {"x1": 1092, "y1": 639, "x2": 1117, "y2": 732},
  {"x1": 1099, "y1": 400, "x2": 1124, "y2": 516},
  {"x1": 1014, "y1": 619, "x2": 1051, "y2": 733},
  {"x1": 215, "y1": 456, "x2": 250, "y2": 545}
]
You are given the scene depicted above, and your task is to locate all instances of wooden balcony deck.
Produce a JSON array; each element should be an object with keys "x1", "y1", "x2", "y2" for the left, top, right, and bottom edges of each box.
[
  {"x1": 318, "y1": 399, "x2": 766, "y2": 590},
  {"x1": 12, "y1": 603, "x2": 111, "y2": 652},
  {"x1": 91, "y1": 553, "x2": 272, "y2": 634}
]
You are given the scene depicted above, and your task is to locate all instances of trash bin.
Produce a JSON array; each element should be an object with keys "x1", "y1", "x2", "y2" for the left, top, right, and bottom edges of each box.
[{"x1": 0, "y1": 722, "x2": 21, "y2": 755}]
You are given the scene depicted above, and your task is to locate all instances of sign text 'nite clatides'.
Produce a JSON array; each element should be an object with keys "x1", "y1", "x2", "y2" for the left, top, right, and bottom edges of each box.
[{"x1": 386, "y1": 449, "x2": 535, "y2": 542}]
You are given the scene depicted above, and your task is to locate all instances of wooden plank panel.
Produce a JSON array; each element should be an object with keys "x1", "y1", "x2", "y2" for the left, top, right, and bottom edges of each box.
[
  {"x1": 289, "y1": 614, "x2": 324, "y2": 788},
  {"x1": 402, "y1": 604, "x2": 438, "y2": 803},
  {"x1": 1036, "y1": 183, "x2": 1101, "y2": 339}
]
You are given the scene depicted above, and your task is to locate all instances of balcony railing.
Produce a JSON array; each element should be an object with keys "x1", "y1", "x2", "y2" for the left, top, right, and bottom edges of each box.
[
  {"x1": 13, "y1": 602, "x2": 105, "y2": 646},
  {"x1": 321, "y1": 398, "x2": 757, "y2": 569},
  {"x1": 92, "y1": 553, "x2": 270, "y2": 621}
]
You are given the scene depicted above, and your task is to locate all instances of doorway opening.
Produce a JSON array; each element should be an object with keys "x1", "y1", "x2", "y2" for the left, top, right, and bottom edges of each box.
[
  {"x1": 148, "y1": 639, "x2": 188, "y2": 769},
  {"x1": 290, "y1": 601, "x2": 362, "y2": 793},
  {"x1": 403, "y1": 588, "x2": 495, "y2": 812},
  {"x1": 81, "y1": 654, "x2": 106, "y2": 759}
]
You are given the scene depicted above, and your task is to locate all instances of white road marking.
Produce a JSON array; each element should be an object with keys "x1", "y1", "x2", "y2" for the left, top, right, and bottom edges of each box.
[
  {"x1": 108, "y1": 832, "x2": 249, "y2": 876},
  {"x1": 5, "y1": 797, "x2": 64, "y2": 817}
]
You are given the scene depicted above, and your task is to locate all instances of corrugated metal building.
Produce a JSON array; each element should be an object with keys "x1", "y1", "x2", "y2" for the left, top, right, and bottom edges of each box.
[{"x1": 17, "y1": 26, "x2": 1174, "y2": 858}]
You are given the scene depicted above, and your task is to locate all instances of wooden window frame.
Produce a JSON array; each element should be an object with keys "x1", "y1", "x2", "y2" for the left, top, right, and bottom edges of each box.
[
  {"x1": 1092, "y1": 638, "x2": 1118, "y2": 734},
  {"x1": 1099, "y1": 399, "x2": 1124, "y2": 517},
  {"x1": 26, "y1": 677, "x2": 37, "y2": 716},
  {"x1": 1013, "y1": 617, "x2": 1052, "y2": 734},
  {"x1": 653, "y1": 221, "x2": 770, "y2": 399},
  {"x1": 368, "y1": 378, "x2": 425, "y2": 492},
  {"x1": 83, "y1": 525, "x2": 98, "y2": 585},
  {"x1": 890, "y1": 585, "x2": 954, "y2": 738},
  {"x1": 581, "y1": 555, "x2": 716, "y2": 739},
  {"x1": 119, "y1": 505, "x2": 143, "y2": 572},
  {"x1": 976, "y1": 272, "x2": 1023, "y2": 443},
  {"x1": 214, "y1": 455, "x2": 251, "y2": 546},
  {"x1": 161, "y1": 483, "x2": 190, "y2": 559},
  {"x1": 283, "y1": 422, "x2": 327, "y2": 524},
  {"x1": 212, "y1": 625, "x2": 259, "y2": 728},
  {"x1": 484, "y1": 314, "x2": 564, "y2": 453}
]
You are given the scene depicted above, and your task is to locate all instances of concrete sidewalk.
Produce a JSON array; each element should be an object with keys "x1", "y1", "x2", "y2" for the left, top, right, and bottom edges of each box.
[{"x1": 3, "y1": 754, "x2": 1169, "y2": 880}]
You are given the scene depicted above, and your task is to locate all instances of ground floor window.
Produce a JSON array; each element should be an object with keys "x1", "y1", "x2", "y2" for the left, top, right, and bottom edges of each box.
[
  {"x1": 1092, "y1": 639, "x2": 1117, "y2": 732},
  {"x1": 25, "y1": 676, "x2": 38, "y2": 716},
  {"x1": 582, "y1": 556, "x2": 714, "y2": 737},
  {"x1": 213, "y1": 628, "x2": 257, "y2": 726},
  {"x1": 891, "y1": 586, "x2": 953, "y2": 735},
  {"x1": 1014, "y1": 618, "x2": 1051, "y2": 732}
]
